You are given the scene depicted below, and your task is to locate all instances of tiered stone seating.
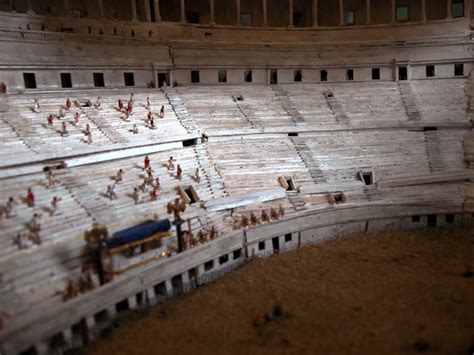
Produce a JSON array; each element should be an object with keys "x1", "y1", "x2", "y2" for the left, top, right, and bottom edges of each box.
[{"x1": 0, "y1": 117, "x2": 36, "y2": 166}]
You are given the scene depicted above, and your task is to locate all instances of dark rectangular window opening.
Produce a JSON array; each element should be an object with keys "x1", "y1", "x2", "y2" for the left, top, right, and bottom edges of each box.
[
  {"x1": 258, "y1": 241, "x2": 265, "y2": 251},
  {"x1": 182, "y1": 138, "x2": 197, "y2": 147},
  {"x1": 233, "y1": 249, "x2": 242, "y2": 259},
  {"x1": 136, "y1": 292, "x2": 144, "y2": 305},
  {"x1": 191, "y1": 70, "x2": 200, "y2": 83},
  {"x1": 454, "y1": 63, "x2": 464, "y2": 76},
  {"x1": 272, "y1": 237, "x2": 280, "y2": 253},
  {"x1": 244, "y1": 70, "x2": 252, "y2": 83},
  {"x1": 157, "y1": 73, "x2": 169, "y2": 87},
  {"x1": 452, "y1": 1, "x2": 464, "y2": 17},
  {"x1": 124, "y1": 72, "x2": 135, "y2": 87},
  {"x1": 423, "y1": 126, "x2": 438, "y2": 131},
  {"x1": 445, "y1": 214, "x2": 455, "y2": 224},
  {"x1": 115, "y1": 299, "x2": 130, "y2": 313},
  {"x1": 396, "y1": 6, "x2": 409, "y2": 22},
  {"x1": 293, "y1": 12, "x2": 303, "y2": 27},
  {"x1": 288, "y1": 132, "x2": 299, "y2": 137},
  {"x1": 412, "y1": 215, "x2": 421, "y2": 223},
  {"x1": 93, "y1": 72, "x2": 105, "y2": 87},
  {"x1": 372, "y1": 68, "x2": 380, "y2": 80},
  {"x1": 320, "y1": 70, "x2": 328, "y2": 82},
  {"x1": 426, "y1": 65, "x2": 435, "y2": 78},
  {"x1": 186, "y1": 10, "x2": 200, "y2": 23},
  {"x1": 204, "y1": 260, "x2": 214, "y2": 271},
  {"x1": 23, "y1": 73, "x2": 37, "y2": 89},
  {"x1": 154, "y1": 282, "x2": 167, "y2": 296},
  {"x1": 398, "y1": 67, "x2": 408, "y2": 81},
  {"x1": 346, "y1": 69, "x2": 354, "y2": 81},
  {"x1": 344, "y1": 10, "x2": 354, "y2": 25},
  {"x1": 218, "y1": 70, "x2": 227, "y2": 83},
  {"x1": 285, "y1": 233, "x2": 292, "y2": 242},
  {"x1": 270, "y1": 69, "x2": 278, "y2": 85},
  {"x1": 60, "y1": 73, "x2": 72, "y2": 88},
  {"x1": 219, "y1": 254, "x2": 229, "y2": 265},
  {"x1": 427, "y1": 214, "x2": 437, "y2": 227},
  {"x1": 184, "y1": 186, "x2": 199, "y2": 204},
  {"x1": 359, "y1": 171, "x2": 374, "y2": 186},
  {"x1": 294, "y1": 70, "x2": 302, "y2": 82}
]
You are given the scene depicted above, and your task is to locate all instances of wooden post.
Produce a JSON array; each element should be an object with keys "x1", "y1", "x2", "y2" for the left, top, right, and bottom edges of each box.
[
  {"x1": 339, "y1": 0, "x2": 344, "y2": 25},
  {"x1": 447, "y1": 0, "x2": 452, "y2": 18},
  {"x1": 391, "y1": 0, "x2": 396, "y2": 23},
  {"x1": 131, "y1": 0, "x2": 137, "y2": 21},
  {"x1": 180, "y1": 0, "x2": 185, "y2": 23},
  {"x1": 236, "y1": 0, "x2": 240, "y2": 25},
  {"x1": 421, "y1": 0, "x2": 427, "y2": 21},
  {"x1": 263, "y1": 0, "x2": 268, "y2": 26},
  {"x1": 366, "y1": 0, "x2": 371, "y2": 24},
  {"x1": 154, "y1": 0, "x2": 161, "y2": 22},
  {"x1": 289, "y1": 0, "x2": 293, "y2": 27},
  {"x1": 312, "y1": 0, "x2": 318, "y2": 27},
  {"x1": 210, "y1": 0, "x2": 215, "y2": 25}
]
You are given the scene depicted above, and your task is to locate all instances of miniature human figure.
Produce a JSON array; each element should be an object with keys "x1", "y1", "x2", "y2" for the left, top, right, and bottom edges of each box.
[
  {"x1": 115, "y1": 169, "x2": 124, "y2": 183},
  {"x1": 150, "y1": 116, "x2": 155, "y2": 129},
  {"x1": 29, "y1": 213, "x2": 42, "y2": 244},
  {"x1": 66, "y1": 97, "x2": 72, "y2": 110},
  {"x1": 50, "y1": 196, "x2": 62, "y2": 216},
  {"x1": 127, "y1": 100, "x2": 133, "y2": 115},
  {"x1": 86, "y1": 99, "x2": 93, "y2": 107},
  {"x1": 85, "y1": 123, "x2": 91, "y2": 136},
  {"x1": 5, "y1": 197, "x2": 16, "y2": 217},
  {"x1": 150, "y1": 185, "x2": 160, "y2": 200},
  {"x1": 58, "y1": 106, "x2": 66, "y2": 118},
  {"x1": 87, "y1": 130, "x2": 93, "y2": 144},
  {"x1": 270, "y1": 207, "x2": 279, "y2": 220},
  {"x1": 147, "y1": 111, "x2": 153, "y2": 124},
  {"x1": 194, "y1": 168, "x2": 201, "y2": 183},
  {"x1": 113, "y1": 26, "x2": 117, "y2": 35},
  {"x1": 167, "y1": 156, "x2": 175, "y2": 170},
  {"x1": 74, "y1": 112, "x2": 80, "y2": 125},
  {"x1": 47, "y1": 114, "x2": 54, "y2": 127},
  {"x1": 61, "y1": 121, "x2": 68, "y2": 136},
  {"x1": 146, "y1": 166, "x2": 153, "y2": 180},
  {"x1": 209, "y1": 226, "x2": 217, "y2": 240},
  {"x1": 131, "y1": 29, "x2": 135, "y2": 37},
  {"x1": 26, "y1": 23, "x2": 31, "y2": 30},
  {"x1": 14, "y1": 233, "x2": 29, "y2": 249},
  {"x1": 26, "y1": 188, "x2": 35, "y2": 207},
  {"x1": 176, "y1": 164, "x2": 182, "y2": 180},
  {"x1": 250, "y1": 212, "x2": 259, "y2": 225},
  {"x1": 106, "y1": 185, "x2": 117, "y2": 200},
  {"x1": 94, "y1": 96, "x2": 101, "y2": 109},
  {"x1": 148, "y1": 30, "x2": 153, "y2": 38},
  {"x1": 144, "y1": 155, "x2": 150, "y2": 170},
  {"x1": 118, "y1": 99, "x2": 124, "y2": 110},
  {"x1": 132, "y1": 124, "x2": 138, "y2": 134},
  {"x1": 139, "y1": 177, "x2": 149, "y2": 192},
  {"x1": 33, "y1": 98, "x2": 40, "y2": 113},
  {"x1": 130, "y1": 92, "x2": 135, "y2": 102},
  {"x1": 261, "y1": 209, "x2": 269, "y2": 222},
  {"x1": 279, "y1": 204, "x2": 285, "y2": 217},
  {"x1": 146, "y1": 96, "x2": 151, "y2": 110},
  {"x1": 241, "y1": 214, "x2": 249, "y2": 228},
  {"x1": 132, "y1": 187, "x2": 140, "y2": 204},
  {"x1": 46, "y1": 170, "x2": 59, "y2": 188},
  {"x1": 159, "y1": 105, "x2": 165, "y2": 118},
  {"x1": 154, "y1": 177, "x2": 161, "y2": 189}
]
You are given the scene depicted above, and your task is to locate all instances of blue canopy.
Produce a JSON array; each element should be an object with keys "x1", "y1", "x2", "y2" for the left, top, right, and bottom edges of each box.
[{"x1": 106, "y1": 219, "x2": 171, "y2": 249}]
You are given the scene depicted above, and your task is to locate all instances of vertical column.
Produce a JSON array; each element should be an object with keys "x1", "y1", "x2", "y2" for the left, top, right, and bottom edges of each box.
[
  {"x1": 236, "y1": 0, "x2": 240, "y2": 25},
  {"x1": 131, "y1": 0, "x2": 137, "y2": 21},
  {"x1": 289, "y1": 0, "x2": 294, "y2": 27},
  {"x1": 312, "y1": 0, "x2": 318, "y2": 27},
  {"x1": 97, "y1": 0, "x2": 104, "y2": 20},
  {"x1": 339, "y1": 0, "x2": 344, "y2": 25},
  {"x1": 64, "y1": 0, "x2": 70, "y2": 16},
  {"x1": 154, "y1": 0, "x2": 161, "y2": 22},
  {"x1": 366, "y1": 0, "x2": 371, "y2": 24},
  {"x1": 143, "y1": 0, "x2": 151, "y2": 21},
  {"x1": 263, "y1": 0, "x2": 268, "y2": 26},
  {"x1": 180, "y1": 0, "x2": 186, "y2": 23},
  {"x1": 391, "y1": 0, "x2": 396, "y2": 23},
  {"x1": 447, "y1": 0, "x2": 452, "y2": 18},
  {"x1": 421, "y1": 0, "x2": 427, "y2": 21},
  {"x1": 26, "y1": 0, "x2": 34, "y2": 14},
  {"x1": 9, "y1": 0, "x2": 13, "y2": 12},
  {"x1": 210, "y1": 0, "x2": 215, "y2": 25}
]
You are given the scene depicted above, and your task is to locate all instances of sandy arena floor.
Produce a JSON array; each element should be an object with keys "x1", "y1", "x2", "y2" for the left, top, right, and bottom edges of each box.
[{"x1": 83, "y1": 227, "x2": 474, "y2": 355}]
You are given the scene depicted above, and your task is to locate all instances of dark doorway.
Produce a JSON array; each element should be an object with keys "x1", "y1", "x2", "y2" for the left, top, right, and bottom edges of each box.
[
  {"x1": 244, "y1": 70, "x2": 252, "y2": 83},
  {"x1": 454, "y1": 63, "x2": 464, "y2": 76},
  {"x1": 157, "y1": 72, "x2": 169, "y2": 87},
  {"x1": 93, "y1": 72, "x2": 105, "y2": 87},
  {"x1": 124, "y1": 72, "x2": 135, "y2": 87},
  {"x1": 149, "y1": 0, "x2": 156, "y2": 22},
  {"x1": 427, "y1": 214, "x2": 437, "y2": 227},
  {"x1": 320, "y1": 70, "x2": 328, "y2": 82},
  {"x1": 23, "y1": 73, "x2": 37, "y2": 89},
  {"x1": 270, "y1": 69, "x2": 278, "y2": 85},
  {"x1": 60, "y1": 73, "x2": 72, "y2": 88},
  {"x1": 346, "y1": 69, "x2": 354, "y2": 81},
  {"x1": 294, "y1": 70, "x2": 302, "y2": 82},
  {"x1": 426, "y1": 65, "x2": 435, "y2": 78},
  {"x1": 191, "y1": 70, "x2": 200, "y2": 83},
  {"x1": 398, "y1": 67, "x2": 408, "y2": 81},
  {"x1": 186, "y1": 10, "x2": 199, "y2": 23},
  {"x1": 272, "y1": 236, "x2": 280, "y2": 253},
  {"x1": 293, "y1": 11, "x2": 303, "y2": 26},
  {"x1": 372, "y1": 68, "x2": 380, "y2": 80}
]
